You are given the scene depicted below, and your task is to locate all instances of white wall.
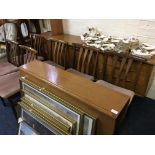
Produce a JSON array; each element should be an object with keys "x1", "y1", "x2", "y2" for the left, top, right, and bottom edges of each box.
[
  {"x1": 63, "y1": 19, "x2": 155, "y2": 99},
  {"x1": 63, "y1": 19, "x2": 155, "y2": 44}
]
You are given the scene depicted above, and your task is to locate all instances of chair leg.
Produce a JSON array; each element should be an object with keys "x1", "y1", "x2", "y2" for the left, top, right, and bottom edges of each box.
[
  {"x1": 9, "y1": 99, "x2": 18, "y2": 119},
  {"x1": 0, "y1": 97, "x2": 17, "y2": 119},
  {"x1": 0, "y1": 97, "x2": 6, "y2": 106},
  {"x1": 11, "y1": 104, "x2": 17, "y2": 119},
  {"x1": 1, "y1": 93, "x2": 20, "y2": 119}
]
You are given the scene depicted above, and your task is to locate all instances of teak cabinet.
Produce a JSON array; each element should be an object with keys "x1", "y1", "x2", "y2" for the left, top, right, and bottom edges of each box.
[{"x1": 18, "y1": 60, "x2": 129, "y2": 135}]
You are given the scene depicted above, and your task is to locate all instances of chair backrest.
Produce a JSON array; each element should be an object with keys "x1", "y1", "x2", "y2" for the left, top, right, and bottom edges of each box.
[
  {"x1": 72, "y1": 43, "x2": 99, "y2": 77},
  {"x1": 6, "y1": 40, "x2": 20, "y2": 66},
  {"x1": 48, "y1": 38, "x2": 68, "y2": 67},
  {"x1": 102, "y1": 52, "x2": 146, "y2": 91},
  {"x1": 18, "y1": 45, "x2": 37, "y2": 65},
  {"x1": 29, "y1": 33, "x2": 47, "y2": 59}
]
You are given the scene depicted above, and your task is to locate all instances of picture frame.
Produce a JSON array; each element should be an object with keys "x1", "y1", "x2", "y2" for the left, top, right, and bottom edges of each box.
[
  {"x1": 21, "y1": 109, "x2": 60, "y2": 135},
  {"x1": 19, "y1": 100, "x2": 69, "y2": 135},
  {"x1": 22, "y1": 94, "x2": 77, "y2": 134},
  {"x1": 83, "y1": 114, "x2": 96, "y2": 135},
  {"x1": 20, "y1": 78, "x2": 83, "y2": 134},
  {"x1": 18, "y1": 120, "x2": 39, "y2": 135}
]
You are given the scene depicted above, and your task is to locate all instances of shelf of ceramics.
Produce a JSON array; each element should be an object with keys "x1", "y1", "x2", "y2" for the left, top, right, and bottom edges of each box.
[{"x1": 81, "y1": 27, "x2": 155, "y2": 60}]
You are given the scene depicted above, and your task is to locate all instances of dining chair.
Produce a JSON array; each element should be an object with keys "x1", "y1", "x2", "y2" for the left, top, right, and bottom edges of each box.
[
  {"x1": 66, "y1": 43, "x2": 99, "y2": 81},
  {"x1": 29, "y1": 33, "x2": 48, "y2": 61},
  {"x1": 96, "y1": 52, "x2": 146, "y2": 104},
  {"x1": 18, "y1": 45, "x2": 37, "y2": 65},
  {"x1": 44, "y1": 38, "x2": 68, "y2": 70},
  {"x1": 0, "y1": 71, "x2": 20, "y2": 118},
  {"x1": 0, "y1": 40, "x2": 19, "y2": 76},
  {"x1": 0, "y1": 45, "x2": 37, "y2": 118}
]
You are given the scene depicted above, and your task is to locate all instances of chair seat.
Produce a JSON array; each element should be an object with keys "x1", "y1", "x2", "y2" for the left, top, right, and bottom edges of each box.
[
  {"x1": 0, "y1": 71, "x2": 20, "y2": 98},
  {"x1": 0, "y1": 62, "x2": 18, "y2": 76},
  {"x1": 66, "y1": 68, "x2": 94, "y2": 81},
  {"x1": 96, "y1": 80, "x2": 135, "y2": 104},
  {"x1": 44, "y1": 60, "x2": 65, "y2": 70}
]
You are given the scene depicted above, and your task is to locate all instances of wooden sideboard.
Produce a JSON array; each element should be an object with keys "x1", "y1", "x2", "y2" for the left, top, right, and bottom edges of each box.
[
  {"x1": 42, "y1": 34, "x2": 82, "y2": 45},
  {"x1": 18, "y1": 60, "x2": 130, "y2": 134},
  {"x1": 41, "y1": 34, "x2": 155, "y2": 97}
]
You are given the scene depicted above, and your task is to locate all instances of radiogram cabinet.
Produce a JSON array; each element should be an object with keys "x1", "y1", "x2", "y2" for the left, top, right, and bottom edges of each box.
[{"x1": 18, "y1": 60, "x2": 130, "y2": 135}]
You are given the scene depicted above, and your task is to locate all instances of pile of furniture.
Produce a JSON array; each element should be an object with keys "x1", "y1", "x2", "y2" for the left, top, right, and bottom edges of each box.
[{"x1": 1, "y1": 32, "x2": 153, "y2": 134}]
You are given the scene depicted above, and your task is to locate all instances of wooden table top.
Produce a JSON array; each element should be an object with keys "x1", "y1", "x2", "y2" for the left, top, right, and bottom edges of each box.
[
  {"x1": 42, "y1": 33, "x2": 82, "y2": 45},
  {"x1": 41, "y1": 33, "x2": 155, "y2": 65},
  {"x1": 20, "y1": 60, "x2": 130, "y2": 118}
]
